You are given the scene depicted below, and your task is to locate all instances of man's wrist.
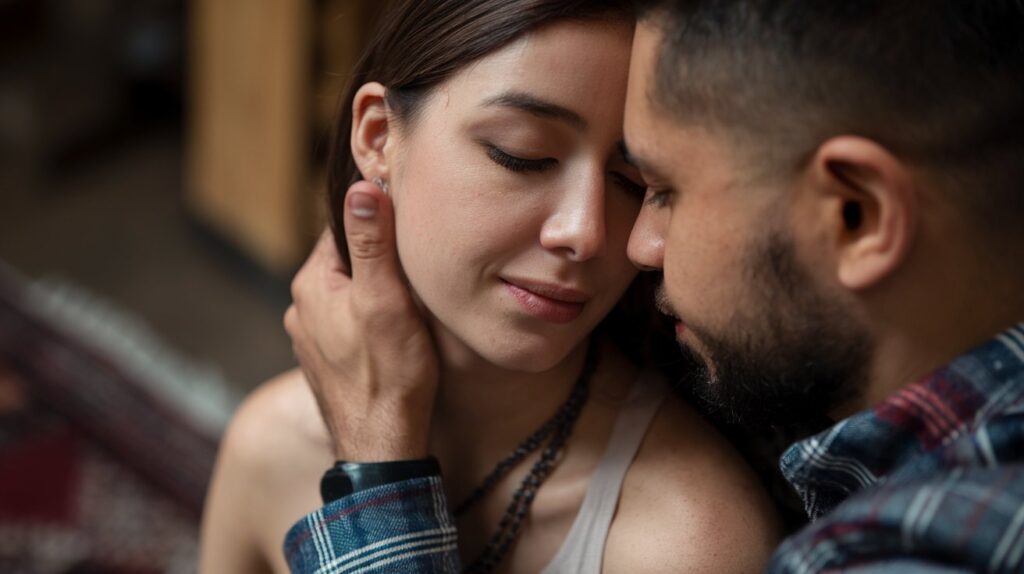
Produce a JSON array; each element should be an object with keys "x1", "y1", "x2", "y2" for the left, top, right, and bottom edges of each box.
[
  {"x1": 330, "y1": 432, "x2": 432, "y2": 462},
  {"x1": 328, "y1": 410, "x2": 434, "y2": 461},
  {"x1": 320, "y1": 456, "x2": 442, "y2": 503}
]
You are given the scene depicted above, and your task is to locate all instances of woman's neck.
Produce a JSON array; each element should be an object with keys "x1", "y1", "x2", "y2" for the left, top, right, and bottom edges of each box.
[{"x1": 426, "y1": 323, "x2": 591, "y2": 476}]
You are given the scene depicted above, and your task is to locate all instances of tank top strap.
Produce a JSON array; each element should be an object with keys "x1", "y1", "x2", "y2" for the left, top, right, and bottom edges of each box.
[{"x1": 540, "y1": 371, "x2": 669, "y2": 574}]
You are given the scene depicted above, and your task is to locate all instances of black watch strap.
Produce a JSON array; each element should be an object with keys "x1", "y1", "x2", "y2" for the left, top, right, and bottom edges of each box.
[{"x1": 320, "y1": 456, "x2": 442, "y2": 503}]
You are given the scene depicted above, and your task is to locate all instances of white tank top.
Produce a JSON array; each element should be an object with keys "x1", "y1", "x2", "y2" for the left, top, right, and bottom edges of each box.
[{"x1": 539, "y1": 372, "x2": 669, "y2": 573}]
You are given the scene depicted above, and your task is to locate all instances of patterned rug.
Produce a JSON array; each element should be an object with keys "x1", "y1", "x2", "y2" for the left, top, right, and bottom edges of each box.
[{"x1": 0, "y1": 265, "x2": 240, "y2": 574}]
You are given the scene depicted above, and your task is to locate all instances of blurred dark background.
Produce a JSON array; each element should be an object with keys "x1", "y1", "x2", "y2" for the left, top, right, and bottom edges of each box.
[
  {"x1": 0, "y1": 1, "x2": 379, "y2": 570},
  {"x1": 0, "y1": 0, "x2": 294, "y2": 390}
]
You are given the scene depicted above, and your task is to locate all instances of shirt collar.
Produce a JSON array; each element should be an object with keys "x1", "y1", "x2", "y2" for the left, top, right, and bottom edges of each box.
[{"x1": 780, "y1": 322, "x2": 1024, "y2": 519}]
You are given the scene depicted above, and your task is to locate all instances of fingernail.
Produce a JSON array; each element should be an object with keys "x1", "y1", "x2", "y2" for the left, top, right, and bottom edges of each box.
[{"x1": 349, "y1": 192, "x2": 377, "y2": 219}]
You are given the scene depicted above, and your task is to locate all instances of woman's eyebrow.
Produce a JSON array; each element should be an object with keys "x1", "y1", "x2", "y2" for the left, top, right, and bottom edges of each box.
[{"x1": 481, "y1": 91, "x2": 587, "y2": 131}]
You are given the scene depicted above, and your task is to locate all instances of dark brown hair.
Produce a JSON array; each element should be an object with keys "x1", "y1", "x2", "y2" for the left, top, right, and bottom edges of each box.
[
  {"x1": 326, "y1": 0, "x2": 678, "y2": 369},
  {"x1": 638, "y1": 0, "x2": 1024, "y2": 240},
  {"x1": 327, "y1": 0, "x2": 636, "y2": 264}
]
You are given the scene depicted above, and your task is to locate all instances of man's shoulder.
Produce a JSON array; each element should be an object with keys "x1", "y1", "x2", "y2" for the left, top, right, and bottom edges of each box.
[
  {"x1": 770, "y1": 464, "x2": 1024, "y2": 573},
  {"x1": 953, "y1": 403, "x2": 1024, "y2": 464}
]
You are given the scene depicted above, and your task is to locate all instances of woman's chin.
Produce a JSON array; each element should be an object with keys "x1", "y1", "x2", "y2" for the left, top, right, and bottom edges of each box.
[
  {"x1": 477, "y1": 334, "x2": 591, "y2": 373},
  {"x1": 489, "y1": 351, "x2": 567, "y2": 373},
  {"x1": 436, "y1": 332, "x2": 581, "y2": 374},
  {"x1": 426, "y1": 310, "x2": 590, "y2": 374}
]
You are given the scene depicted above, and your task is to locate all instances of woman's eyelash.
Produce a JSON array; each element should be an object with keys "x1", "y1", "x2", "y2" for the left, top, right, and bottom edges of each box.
[
  {"x1": 484, "y1": 144, "x2": 660, "y2": 206},
  {"x1": 486, "y1": 145, "x2": 558, "y2": 173},
  {"x1": 610, "y1": 172, "x2": 647, "y2": 199}
]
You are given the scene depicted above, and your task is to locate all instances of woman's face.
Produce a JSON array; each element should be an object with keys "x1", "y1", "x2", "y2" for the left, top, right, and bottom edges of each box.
[{"x1": 386, "y1": 19, "x2": 643, "y2": 372}]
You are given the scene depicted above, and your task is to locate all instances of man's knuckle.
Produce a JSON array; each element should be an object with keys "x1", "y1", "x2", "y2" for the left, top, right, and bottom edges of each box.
[
  {"x1": 364, "y1": 312, "x2": 392, "y2": 334},
  {"x1": 347, "y1": 231, "x2": 386, "y2": 260},
  {"x1": 283, "y1": 306, "x2": 298, "y2": 334},
  {"x1": 290, "y1": 275, "x2": 304, "y2": 302},
  {"x1": 349, "y1": 288, "x2": 390, "y2": 317},
  {"x1": 349, "y1": 295, "x2": 377, "y2": 322}
]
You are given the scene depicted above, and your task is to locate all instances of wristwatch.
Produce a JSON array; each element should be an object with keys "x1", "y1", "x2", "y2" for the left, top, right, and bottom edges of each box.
[{"x1": 320, "y1": 457, "x2": 442, "y2": 503}]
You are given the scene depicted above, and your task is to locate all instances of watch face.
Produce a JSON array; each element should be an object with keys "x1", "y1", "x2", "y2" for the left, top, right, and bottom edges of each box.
[{"x1": 320, "y1": 468, "x2": 354, "y2": 503}]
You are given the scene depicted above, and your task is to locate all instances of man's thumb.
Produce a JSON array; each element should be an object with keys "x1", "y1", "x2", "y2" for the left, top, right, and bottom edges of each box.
[{"x1": 343, "y1": 181, "x2": 401, "y2": 285}]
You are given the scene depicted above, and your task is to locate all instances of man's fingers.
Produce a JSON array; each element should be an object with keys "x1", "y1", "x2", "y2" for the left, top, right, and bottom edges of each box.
[
  {"x1": 308, "y1": 228, "x2": 352, "y2": 288},
  {"x1": 292, "y1": 228, "x2": 351, "y2": 308},
  {"x1": 310, "y1": 227, "x2": 351, "y2": 278},
  {"x1": 344, "y1": 180, "x2": 404, "y2": 292}
]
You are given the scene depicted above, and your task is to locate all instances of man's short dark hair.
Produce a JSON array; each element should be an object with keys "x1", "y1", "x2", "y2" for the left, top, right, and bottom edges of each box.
[{"x1": 638, "y1": 0, "x2": 1024, "y2": 238}]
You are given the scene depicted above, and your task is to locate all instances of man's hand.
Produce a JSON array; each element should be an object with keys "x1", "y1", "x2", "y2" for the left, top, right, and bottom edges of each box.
[{"x1": 284, "y1": 181, "x2": 439, "y2": 461}]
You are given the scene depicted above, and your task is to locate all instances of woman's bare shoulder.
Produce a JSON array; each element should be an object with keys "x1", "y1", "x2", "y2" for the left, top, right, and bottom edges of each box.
[
  {"x1": 224, "y1": 368, "x2": 332, "y2": 468},
  {"x1": 200, "y1": 369, "x2": 333, "y2": 574},
  {"x1": 603, "y1": 394, "x2": 783, "y2": 573},
  {"x1": 209, "y1": 368, "x2": 334, "y2": 503}
]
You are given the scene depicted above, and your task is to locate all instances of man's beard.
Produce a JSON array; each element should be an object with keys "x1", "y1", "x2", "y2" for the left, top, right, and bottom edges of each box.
[{"x1": 663, "y1": 231, "x2": 872, "y2": 430}]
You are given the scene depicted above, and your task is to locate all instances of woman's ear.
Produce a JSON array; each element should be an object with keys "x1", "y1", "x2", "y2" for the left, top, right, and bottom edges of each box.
[
  {"x1": 351, "y1": 82, "x2": 392, "y2": 181},
  {"x1": 809, "y1": 136, "x2": 918, "y2": 291}
]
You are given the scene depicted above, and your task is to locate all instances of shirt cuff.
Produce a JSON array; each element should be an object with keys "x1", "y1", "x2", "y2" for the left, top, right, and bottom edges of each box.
[{"x1": 283, "y1": 476, "x2": 460, "y2": 573}]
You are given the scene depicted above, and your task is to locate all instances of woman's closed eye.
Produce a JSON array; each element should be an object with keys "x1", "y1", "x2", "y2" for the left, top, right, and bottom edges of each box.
[
  {"x1": 483, "y1": 142, "x2": 649, "y2": 202},
  {"x1": 610, "y1": 171, "x2": 646, "y2": 200},
  {"x1": 486, "y1": 144, "x2": 559, "y2": 173}
]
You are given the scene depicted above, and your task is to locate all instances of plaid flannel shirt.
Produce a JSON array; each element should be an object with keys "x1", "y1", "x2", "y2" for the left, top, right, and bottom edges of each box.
[
  {"x1": 285, "y1": 323, "x2": 1024, "y2": 573},
  {"x1": 284, "y1": 475, "x2": 461, "y2": 573},
  {"x1": 768, "y1": 323, "x2": 1024, "y2": 573}
]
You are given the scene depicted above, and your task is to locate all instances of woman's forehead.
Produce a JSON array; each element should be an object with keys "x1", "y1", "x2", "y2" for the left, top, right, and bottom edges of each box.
[{"x1": 433, "y1": 20, "x2": 635, "y2": 123}]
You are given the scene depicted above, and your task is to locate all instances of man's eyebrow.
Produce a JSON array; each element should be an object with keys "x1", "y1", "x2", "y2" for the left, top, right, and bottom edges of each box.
[{"x1": 482, "y1": 91, "x2": 587, "y2": 131}]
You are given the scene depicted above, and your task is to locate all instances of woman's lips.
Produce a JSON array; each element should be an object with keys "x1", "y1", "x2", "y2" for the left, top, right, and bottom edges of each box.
[{"x1": 502, "y1": 279, "x2": 587, "y2": 324}]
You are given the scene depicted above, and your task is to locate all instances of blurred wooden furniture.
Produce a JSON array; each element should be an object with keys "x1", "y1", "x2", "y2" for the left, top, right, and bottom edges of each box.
[{"x1": 187, "y1": 0, "x2": 379, "y2": 275}]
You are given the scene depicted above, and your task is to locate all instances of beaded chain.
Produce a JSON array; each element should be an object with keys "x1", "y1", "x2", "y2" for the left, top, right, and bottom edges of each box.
[{"x1": 459, "y1": 345, "x2": 598, "y2": 574}]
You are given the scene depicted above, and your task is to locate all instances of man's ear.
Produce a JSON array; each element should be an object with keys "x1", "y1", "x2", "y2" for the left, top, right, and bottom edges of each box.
[
  {"x1": 351, "y1": 82, "x2": 392, "y2": 181},
  {"x1": 809, "y1": 136, "x2": 918, "y2": 291}
]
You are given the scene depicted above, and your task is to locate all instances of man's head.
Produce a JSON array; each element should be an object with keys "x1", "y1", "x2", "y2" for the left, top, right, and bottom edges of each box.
[{"x1": 625, "y1": 0, "x2": 1024, "y2": 425}]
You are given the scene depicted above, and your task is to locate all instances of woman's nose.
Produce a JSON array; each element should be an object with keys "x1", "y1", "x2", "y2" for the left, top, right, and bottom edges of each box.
[
  {"x1": 539, "y1": 177, "x2": 607, "y2": 262},
  {"x1": 627, "y1": 202, "x2": 665, "y2": 271}
]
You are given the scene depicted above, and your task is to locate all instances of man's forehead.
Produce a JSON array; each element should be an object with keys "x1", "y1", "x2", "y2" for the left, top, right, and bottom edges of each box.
[
  {"x1": 626, "y1": 20, "x2": 660, "y2": 109},
  {"x1": 623, "y1": 21, "x2": 667, "y2": 175}
]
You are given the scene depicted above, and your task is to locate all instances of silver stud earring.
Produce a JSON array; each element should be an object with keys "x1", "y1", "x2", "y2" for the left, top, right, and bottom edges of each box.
[{"x1": 371, "y1": 176, "x2": 390, "y2": 195}]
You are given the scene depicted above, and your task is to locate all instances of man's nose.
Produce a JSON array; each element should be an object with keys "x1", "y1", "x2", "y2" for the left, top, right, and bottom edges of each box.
[{"x1": 628, "y1": 202, "x2": 665, "y2": 271}]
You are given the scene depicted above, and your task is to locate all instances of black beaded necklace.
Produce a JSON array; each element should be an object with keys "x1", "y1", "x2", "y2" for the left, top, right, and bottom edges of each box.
[{"x1": 457, "y1": 344, "x2": 599, "y2": 574}]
